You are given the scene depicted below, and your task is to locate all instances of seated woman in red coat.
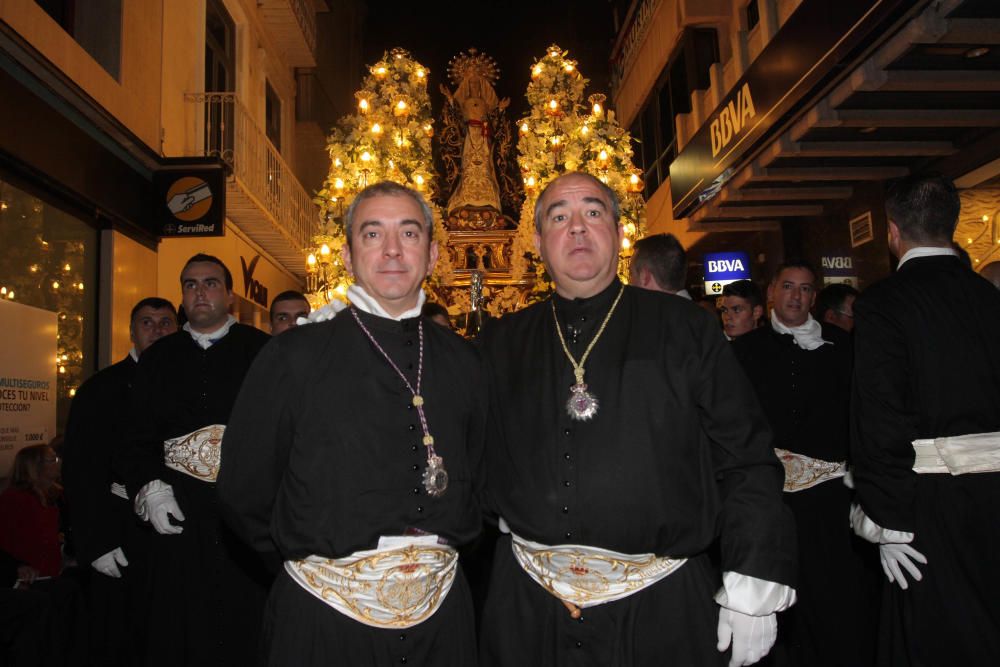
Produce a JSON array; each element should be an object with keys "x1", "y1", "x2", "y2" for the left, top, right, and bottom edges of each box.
[{"x1": 0, "y1": 444, "x2": 64, "y2": 581}]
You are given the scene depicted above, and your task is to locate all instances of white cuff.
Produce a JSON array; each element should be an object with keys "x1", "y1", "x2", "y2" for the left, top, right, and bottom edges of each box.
[
  {"x1": 134, "y1": 479, "x2": 173, "y2": 521},
  {"x1": 714, "y1": 572, "x2": 797, "y2": 616},
  {"x1": 849, "y1": 503, "x2": 913, "y2": 544},
  {"x1": 300, "y1": 299, "x2": 347, "y2": 324}
]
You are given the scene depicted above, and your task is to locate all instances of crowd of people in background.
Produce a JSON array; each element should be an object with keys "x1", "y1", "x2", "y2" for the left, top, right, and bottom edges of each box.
[{"x1": 2, "y1": 173, "x2": 998, "y2": 666}]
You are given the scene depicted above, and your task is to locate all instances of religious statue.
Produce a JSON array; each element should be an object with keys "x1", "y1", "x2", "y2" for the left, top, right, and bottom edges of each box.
[{"x1": 440, "y1": 49, "x2": 521, "y2": 229}]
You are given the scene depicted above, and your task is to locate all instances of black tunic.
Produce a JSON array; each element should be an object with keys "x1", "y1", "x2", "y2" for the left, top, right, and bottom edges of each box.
[
  {"x1": 117, "y1": 324, "x2": 271, "y2": 667},
  {"x1": 63, "y1": 355, "x2": 137, "y2": 565},
  {"x1": 217, "y1": 310, "x2": 486, "y2": 666},
  {"x1": 851, "y1": 255, "x2": 1000, "y2": 666},
  {"x1": 62, "y1": 355, "x2": 147, "y2": 666},
  {"x1": 480, "y1": 280, "x2": 796, "y2": 667},
  {"x1": 733, "y1": 324, "x2": 877, "y2": 667}
]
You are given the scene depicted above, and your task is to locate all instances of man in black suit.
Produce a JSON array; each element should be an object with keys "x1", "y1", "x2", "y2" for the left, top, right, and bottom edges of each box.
[{"x1": 851, "y1": 174, "x2": 1000, "y2": 665}]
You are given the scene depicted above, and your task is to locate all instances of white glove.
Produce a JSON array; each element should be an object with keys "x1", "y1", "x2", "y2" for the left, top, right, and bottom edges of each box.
[
  {"x1": 91, "y1": 547, "x2": 129, "y2": 578},
  {"x1": 849, "y1": 503, "x2": 928, "y2": 589},
  {"x1": 135, "y1": 481, "x2": 185, "y2": 535},
  {"x1": 879, "y1": 543, "x2": 927, "y2": 590},
  {"x1": 717, "y1": 607, "x2": 777, "y2": 667}
]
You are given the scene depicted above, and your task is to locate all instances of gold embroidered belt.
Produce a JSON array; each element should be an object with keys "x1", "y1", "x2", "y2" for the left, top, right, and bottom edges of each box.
[
  {"x1": 912, "y1": 431, "x2": 1000, "y2": 475},
  {"x1": 284, "y1": 543, "x2": 458, "y2": 629},
  {"x1": 510, "y1": 533, "x2": 687, "y2": 608},
  {"x1": 163, "y1": 424, "x2": 225, "y2": 483},
  {"x1": 775, "y1": 448, "x2": 846, "y2": 493}
]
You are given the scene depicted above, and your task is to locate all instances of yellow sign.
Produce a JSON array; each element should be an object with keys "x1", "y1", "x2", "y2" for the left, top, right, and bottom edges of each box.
[{"x1": 710, "y1": 83, "x2": 757, "y2": 159}]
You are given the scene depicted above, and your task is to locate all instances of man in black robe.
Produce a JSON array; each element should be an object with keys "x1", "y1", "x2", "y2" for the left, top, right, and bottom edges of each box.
[
  {"x1": 850, "y1": 174, "x2": 1000, "y2": 665},
  {"x1": 480, "y1": 172, "x2": 797, "y2": 667},
  {"x1": 117, "y1": 254, "x2": 271, "y2": 666},
  {"x1": 628, "y1": 232, "x2": 691, "y2": 298},
  {"x1": 268, "y1": 290, "x2": 310, "y2": 335},
  {"x1": 815, "y1": 283, "x2": 859, "y2": 334},
  {"x1": 218, "y1": 181, "x2": 486, "y2": 666},
  {"x1": 732, "y1": 263, "x2": 876, "y2": 667},
  {"x1": 62, "y1": 297, "x2": 177, "y2": 665}
]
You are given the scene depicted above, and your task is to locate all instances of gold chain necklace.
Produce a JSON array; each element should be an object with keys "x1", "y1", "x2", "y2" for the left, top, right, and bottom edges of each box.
[{"x1": 551, "y1": 284, "x2": 625, "y2": 421}]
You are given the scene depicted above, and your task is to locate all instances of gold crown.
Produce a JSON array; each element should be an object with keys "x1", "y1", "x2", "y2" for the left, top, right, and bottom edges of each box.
[{"x1": 448, "y1": 48, "x2": 499, "y2": 85}]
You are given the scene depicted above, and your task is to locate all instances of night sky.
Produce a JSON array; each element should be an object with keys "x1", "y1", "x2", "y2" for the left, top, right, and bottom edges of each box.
[{"x1": 358, "y1": 0, "x2": 617, "y2": 121}]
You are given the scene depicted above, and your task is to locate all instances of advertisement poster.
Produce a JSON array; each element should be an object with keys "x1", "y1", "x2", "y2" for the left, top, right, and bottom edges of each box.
[{"x1": 0, "y1": 299, "x2": 57, "y2": 477}]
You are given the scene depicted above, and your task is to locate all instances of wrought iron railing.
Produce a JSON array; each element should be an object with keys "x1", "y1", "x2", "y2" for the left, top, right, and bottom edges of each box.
[
  {"x1": 287, "y1": 0, "x2": 317, "y2": 57},
  {"x1": 185, "y1": 92, "x2": 317, "y2": 253}
]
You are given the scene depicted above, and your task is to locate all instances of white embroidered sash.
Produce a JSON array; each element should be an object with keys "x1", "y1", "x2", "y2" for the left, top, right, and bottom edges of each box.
[
  {"x1": 774, "y1": 448, "x2": 847, "y2": 492},
  {"x1": 163, "y1": 424, "x2": 225, "y2": 483},
  {"x1": 510, "y1": 532, "x2": 686, "y2": 608},
  {"x1": 912, "y1": 431, "x2": 1000, "y2": 475},
  {"x1": 285, "y1": 539, "x2": 458, "y2": 629}
]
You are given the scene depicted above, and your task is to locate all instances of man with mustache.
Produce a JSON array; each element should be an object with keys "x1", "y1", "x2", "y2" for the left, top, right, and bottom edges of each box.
[
  {"x1": 219, "y1": 182, "x2": 486, "y2": 666},
  {"x1": 117, "y1": 254, "x2": 271, "y2": 666},
  {"x1": 480, "y1": 172, "x2": 796, "y2": 667}
]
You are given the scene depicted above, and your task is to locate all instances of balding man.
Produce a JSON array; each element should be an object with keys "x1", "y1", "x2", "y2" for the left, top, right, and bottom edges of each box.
[{"x1": 481, "y1": 172, "x2": 796, "y2": 667}]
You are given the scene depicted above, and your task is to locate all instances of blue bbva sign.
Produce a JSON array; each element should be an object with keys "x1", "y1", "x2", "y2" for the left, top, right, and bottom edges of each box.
[{"x1": 704, "y1": 251, "x2": 751, "y2": 295}]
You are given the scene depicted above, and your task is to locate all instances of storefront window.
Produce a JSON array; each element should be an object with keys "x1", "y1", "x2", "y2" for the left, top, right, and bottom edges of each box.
[{"x1": 0, "y1": 179, "x2": 98, "y2": 430}]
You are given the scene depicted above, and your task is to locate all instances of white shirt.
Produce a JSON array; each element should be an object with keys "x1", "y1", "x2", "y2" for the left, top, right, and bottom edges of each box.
[{"x1": 897, "y1": 245, "x2": 958, "y2": 270}]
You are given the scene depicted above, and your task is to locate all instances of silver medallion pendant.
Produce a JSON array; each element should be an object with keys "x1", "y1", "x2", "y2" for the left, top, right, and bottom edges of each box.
[
  {"x1": 422, "y1": 455, "x2": 449, "y2": 497},
  {"x1": 566, "y1": 383, "x2": 599, "y2": 421}
]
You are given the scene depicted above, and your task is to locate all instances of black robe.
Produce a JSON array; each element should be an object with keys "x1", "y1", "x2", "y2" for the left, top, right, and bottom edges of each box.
[
  {"x1": 62, "y1": 354, "x2": 147, "y2": 665},
  {"x1": 480, "y1": 280, "x2": 796, "y2": 667},
  {"x1": 217, "y1": 310, "x2": 486, "y2": 666},
  {"x1": 116, "y1": 324, "x2": 271, "y2": 667},
  {"x1": 851, "y1": 255, "x2": 1000, "y2": 666},
  {"x1": 733, "y1": 324, "x2": 878, "y2": 667}
]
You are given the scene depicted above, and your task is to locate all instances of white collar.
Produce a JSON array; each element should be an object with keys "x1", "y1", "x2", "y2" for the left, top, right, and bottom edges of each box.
[
  {"x1": 183, "y1": 315, "x2": 237, "y2": 349},
  {"x1": 770, "y1": 310, "x2": 829, "y2": 351},
  {"x1": 347, "y1": 285, "x2": 426, "y2": 321},
  {"x1": 897, "y1": 246, "x2": 958, "y2": 269},
  {"x1": 674, "y1": 288, "x2": 692, "y2": 301},
  {"x1": 128, "y1": 347, "x2": 139, "y2": 363}
]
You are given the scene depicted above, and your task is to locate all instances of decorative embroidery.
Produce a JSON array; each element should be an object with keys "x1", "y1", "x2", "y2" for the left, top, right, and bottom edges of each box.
[
  {"x1": 285, "y1": 545, "x2": 458, "y2": 628},
  {"x1": 163, "y1": 425, "x2": 225, "y2": 482},
  {"x1": 511, "y1": 535, "x2": 686, "y2": 608},
  {"x1": 774, "y1": 448, "x2": 846, "y2": 492}
]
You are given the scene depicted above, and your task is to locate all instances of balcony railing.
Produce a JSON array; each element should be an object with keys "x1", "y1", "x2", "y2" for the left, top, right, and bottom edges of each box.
[
  {"x1": 258, "y1": 0, "x2": 317, "y2": 67},
  {"x1": 185, "y1": 92, "x2": 318, "y2": 276}
]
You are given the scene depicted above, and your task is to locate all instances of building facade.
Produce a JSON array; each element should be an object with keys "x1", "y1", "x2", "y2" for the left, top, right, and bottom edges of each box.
[
  {"x1": 611, "y1": 0, "x2": 1000, "y2": 296},
  {"x1": 0, "y1": 0, "x2": 361, "y2": 445}
]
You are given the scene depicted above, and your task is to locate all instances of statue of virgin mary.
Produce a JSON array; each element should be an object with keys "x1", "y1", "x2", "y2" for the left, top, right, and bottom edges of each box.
[{"x1": 439, "y1": 49, "x2": 518, "y2": 222}]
